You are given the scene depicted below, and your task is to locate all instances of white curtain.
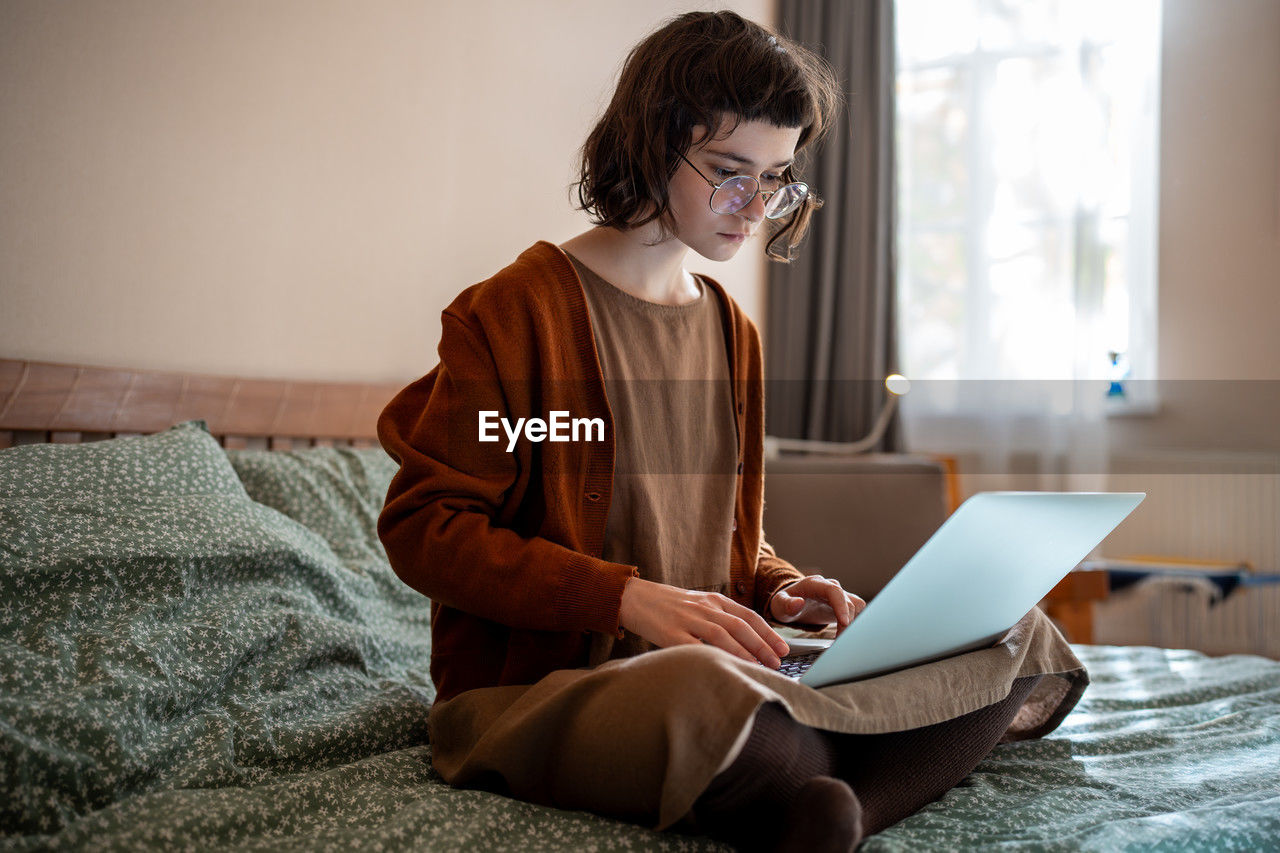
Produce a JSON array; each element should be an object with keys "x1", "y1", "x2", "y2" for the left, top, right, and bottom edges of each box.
[{"x1": 900, "y1": 381, "x2": 1111, "y2": 492}]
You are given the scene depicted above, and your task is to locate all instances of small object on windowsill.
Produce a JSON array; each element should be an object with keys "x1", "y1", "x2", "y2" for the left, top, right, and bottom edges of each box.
[
  {"x1": 1101, "y1": 350, "x2": 1162, "y2": 417},
  {"x1": 1106, "y1": 350, "x2": 1130, "y2": 400}
]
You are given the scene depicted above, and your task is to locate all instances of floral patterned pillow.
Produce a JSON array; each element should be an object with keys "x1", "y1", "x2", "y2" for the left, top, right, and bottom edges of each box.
[
  {"x1": 0, "y1": 420, "x2": 245, "y2": 500},
  {"x1": 225, "y1": 446, "x2": 398, "y2": 574}
]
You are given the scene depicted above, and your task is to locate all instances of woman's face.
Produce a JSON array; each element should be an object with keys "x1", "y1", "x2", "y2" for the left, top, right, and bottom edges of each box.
[{"x1": 668, "y1": 118, "x2": 804, "y2": 262}]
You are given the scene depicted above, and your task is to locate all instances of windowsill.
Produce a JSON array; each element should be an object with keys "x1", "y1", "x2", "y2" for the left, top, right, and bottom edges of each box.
[{"x1": 1104, "y1": 395, "x2": 1162, "y2": 419}]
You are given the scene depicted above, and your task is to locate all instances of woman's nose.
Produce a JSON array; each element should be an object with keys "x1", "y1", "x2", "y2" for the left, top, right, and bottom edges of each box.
[{"x1": 738, "y1": 190, "x2": 767, "y2": 223}]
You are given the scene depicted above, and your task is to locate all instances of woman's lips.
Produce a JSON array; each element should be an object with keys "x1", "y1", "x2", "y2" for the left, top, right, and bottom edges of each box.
[{"x1": 717, "y1": 232, "x2": 749, "y2": 243}]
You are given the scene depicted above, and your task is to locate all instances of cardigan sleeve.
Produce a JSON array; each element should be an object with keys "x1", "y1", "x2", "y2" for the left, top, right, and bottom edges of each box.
[
  {"x1": 754, "y1": 536, "x2": 807, "y2": 615},
  {"x1": 377, "y1": 312, "x2": 638, "y2": 636}
]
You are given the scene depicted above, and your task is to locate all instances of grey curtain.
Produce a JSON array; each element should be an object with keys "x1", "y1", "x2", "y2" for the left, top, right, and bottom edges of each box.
[{"x1": 767, "y1": 0, "x2": 901, "y2": 450}]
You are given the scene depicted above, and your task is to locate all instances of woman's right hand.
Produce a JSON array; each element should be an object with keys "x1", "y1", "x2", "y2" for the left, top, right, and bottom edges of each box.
[{"x1": 617, "y1": 577, "x2": 790, "y2": 669}]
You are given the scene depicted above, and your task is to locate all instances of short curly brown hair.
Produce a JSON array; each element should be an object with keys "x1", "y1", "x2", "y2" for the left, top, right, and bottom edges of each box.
[{"x1": 573, "y1": 11, "x2": 841, "y2": 262}]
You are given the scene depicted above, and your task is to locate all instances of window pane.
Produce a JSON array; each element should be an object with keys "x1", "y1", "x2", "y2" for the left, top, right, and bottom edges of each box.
[
  {"x1": 899, "y1": 228, "x2": 967, "y2": 380},
  {"x1": 977, "y1": 0, "x2": 1071, "y2": 51},
  {"x1": 896, "y1": 0, "x2": 979, "y2": 63},
  {"x1": 990, "y1": 54, "x2": 1085, "y2": 221},
  {"x1": 898, "y1": 65, "x2": 970, "y2": 226},
  {"x1": 1099, "y1": 215, "x2": 1131, "y2": 359},
  {"x1": 987, "y1": 224, "x2": 1074, "y2": 379},
  {"x1": 895, "y1": 0, "x2": 1160, "y2": 388}
]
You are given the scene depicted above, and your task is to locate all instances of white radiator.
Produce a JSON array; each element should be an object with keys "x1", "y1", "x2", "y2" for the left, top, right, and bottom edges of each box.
[{"x1": 1096, "y1": 450, "x2": 1280, "y2": 658}]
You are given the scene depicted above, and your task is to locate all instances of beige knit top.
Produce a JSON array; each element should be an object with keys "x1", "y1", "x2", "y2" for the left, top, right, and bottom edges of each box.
[{"x1": 567, "y1": 254, "x2": 740, "y2": 664}]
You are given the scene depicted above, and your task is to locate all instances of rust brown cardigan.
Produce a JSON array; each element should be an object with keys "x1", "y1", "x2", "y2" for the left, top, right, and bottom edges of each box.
[{"x1": 377, "y1": 241, "x2": 806, "y2": 702}]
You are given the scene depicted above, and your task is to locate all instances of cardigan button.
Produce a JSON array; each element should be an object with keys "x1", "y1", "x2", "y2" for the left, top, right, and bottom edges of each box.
[
  {"x1": 736, "y1": 461, "x2": 743, "y2": 475},
  {"x1": 735, "y1": 581, "x2": 747, "y2": 595}
]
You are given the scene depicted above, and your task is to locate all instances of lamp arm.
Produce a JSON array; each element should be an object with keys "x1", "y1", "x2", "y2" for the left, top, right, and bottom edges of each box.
[{"x1": 764, "y1": 395, "x2": 899, "y2": 458}]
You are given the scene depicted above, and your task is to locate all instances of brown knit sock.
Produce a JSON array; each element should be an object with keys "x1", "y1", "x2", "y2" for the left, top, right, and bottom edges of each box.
[
  {"x1": 778, "y1": 776, "x2": 863, "y2": 853},
  {"x1": 695, "y1": 702, "x2": 862, "y2": 852},
  {"x1": 831, "y1": 674, "x2": 1041, "y2": 837}
]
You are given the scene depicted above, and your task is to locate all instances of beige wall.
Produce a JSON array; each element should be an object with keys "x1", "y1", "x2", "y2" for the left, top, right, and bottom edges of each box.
[
  {"x1": 0, "y1": 0, "x2": 770, "y2": 383},
  {"x1": 1108, "y1": 0, "x2": 1280, "y2": 454},
  {"x1": 2, "y1": 0, "x2": 1276, "y2": 398},
  {"x1": 1157, "y1": 0, "x2": 1280, "y2": 382}
]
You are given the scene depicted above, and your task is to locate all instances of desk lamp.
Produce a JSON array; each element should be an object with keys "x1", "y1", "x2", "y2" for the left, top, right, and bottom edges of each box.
[{"x1": 764, "y1": 374, "x2": 909, "y2": 458}]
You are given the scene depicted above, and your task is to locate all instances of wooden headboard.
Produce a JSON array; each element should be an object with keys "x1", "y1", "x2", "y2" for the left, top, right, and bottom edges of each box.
[{"x1": 0, "y1": 359, "x2": 407, "y2": 451}]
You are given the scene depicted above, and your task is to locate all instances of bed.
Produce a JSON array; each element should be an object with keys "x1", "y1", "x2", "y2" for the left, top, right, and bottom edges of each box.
[{"x1": 2, "y1": 358, "x2": 1278, "y2": 851}]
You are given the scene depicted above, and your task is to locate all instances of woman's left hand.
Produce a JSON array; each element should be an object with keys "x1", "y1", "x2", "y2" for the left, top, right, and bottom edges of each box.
[{"x1": 768, "y1": 575, "x2": 866, "y2": 634}]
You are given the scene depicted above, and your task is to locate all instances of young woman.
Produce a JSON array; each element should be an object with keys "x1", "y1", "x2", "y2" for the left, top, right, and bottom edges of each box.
[{"x1": 377, "y1": 11, "x2": 1083, "y2": 852}]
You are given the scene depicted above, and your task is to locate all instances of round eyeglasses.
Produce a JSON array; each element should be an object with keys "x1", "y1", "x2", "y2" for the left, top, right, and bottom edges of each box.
[{"x1": 675, "y1": 150, "x2": 810, "y2": 219}]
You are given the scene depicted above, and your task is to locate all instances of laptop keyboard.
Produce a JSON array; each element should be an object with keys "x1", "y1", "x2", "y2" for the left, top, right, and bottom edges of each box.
[{"x1": 778, "y1": 652, "x2": 821, "y2": 679}]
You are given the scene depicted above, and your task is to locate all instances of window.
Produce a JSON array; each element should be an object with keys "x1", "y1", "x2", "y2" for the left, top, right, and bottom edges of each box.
[{"x1": 895, "y1": 0, "x2": 1161, "y2": 413}]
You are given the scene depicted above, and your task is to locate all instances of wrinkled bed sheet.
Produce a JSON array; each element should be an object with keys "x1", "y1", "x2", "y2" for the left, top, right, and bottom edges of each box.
[{"x1": 865, "y1": 644, "x2": 1280, "y2": 851}]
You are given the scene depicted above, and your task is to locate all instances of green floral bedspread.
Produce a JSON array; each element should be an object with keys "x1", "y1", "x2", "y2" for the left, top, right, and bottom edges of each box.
[
  {"x1": 2, "y1": 423, "x2": 1277, "y2": 850},
  {"x1": 866, "y1": 644, "x2": 1280, "y2": 851}
]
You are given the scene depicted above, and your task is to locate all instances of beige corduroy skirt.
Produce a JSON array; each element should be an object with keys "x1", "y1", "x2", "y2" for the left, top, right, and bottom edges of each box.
[{"x1": 428, "y1": 607, "x2": 1087, "y2": 830}]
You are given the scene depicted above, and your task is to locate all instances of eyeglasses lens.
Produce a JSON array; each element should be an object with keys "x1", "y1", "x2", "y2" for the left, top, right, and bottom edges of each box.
[
  {"x1": 764, "y1": 183, "x2": 808, "y2": 219},
  {"x1": 710, "y1": 177, "x2": 758, "y2": 215}
]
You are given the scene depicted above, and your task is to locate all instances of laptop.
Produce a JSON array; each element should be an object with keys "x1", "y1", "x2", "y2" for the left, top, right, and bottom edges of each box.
[{"x1": 780, "y1": 491, "x2": 1145, "y2": 688}]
